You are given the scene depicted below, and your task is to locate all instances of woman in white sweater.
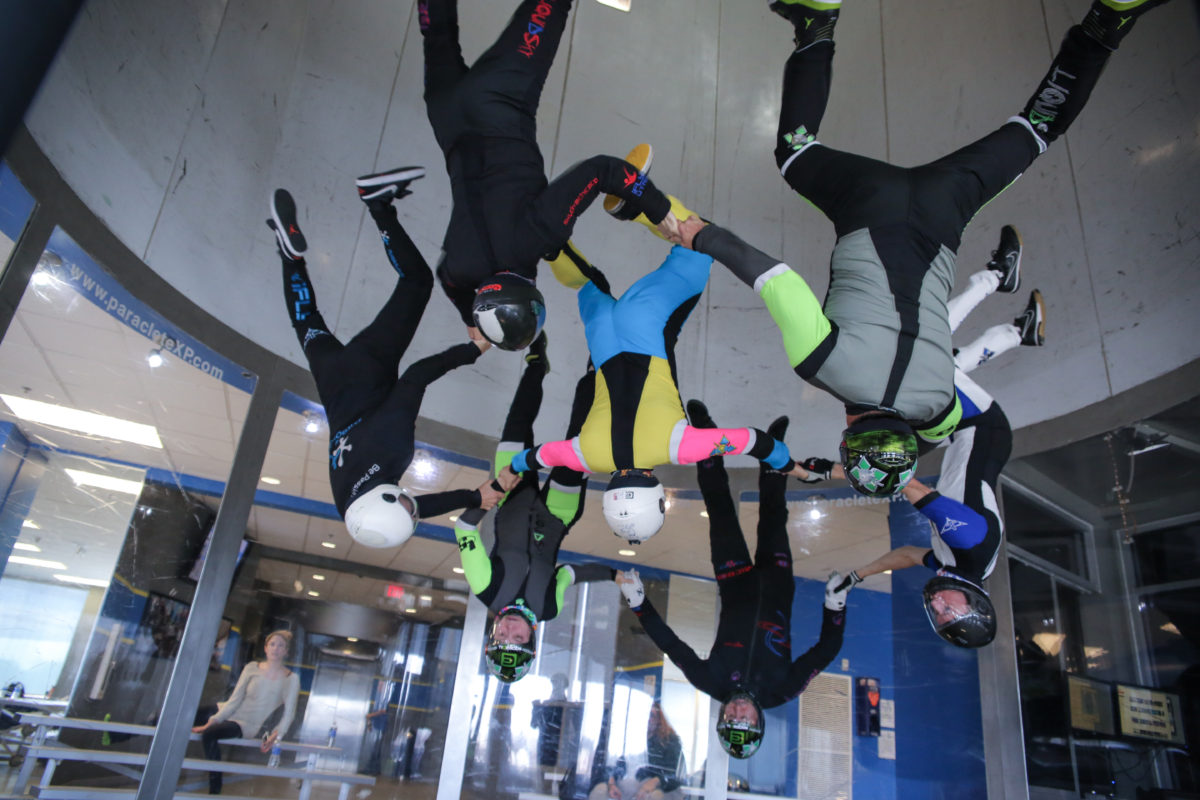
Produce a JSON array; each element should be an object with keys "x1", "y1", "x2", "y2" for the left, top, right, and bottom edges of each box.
[{"x1": 192, "y1": 629, "x2": 300, "y2": 794}]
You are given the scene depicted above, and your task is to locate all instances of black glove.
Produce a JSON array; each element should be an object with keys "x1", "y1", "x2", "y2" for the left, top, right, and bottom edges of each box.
[{"x1": 798, "y1": 456, "x2": 834, "y2": 483}]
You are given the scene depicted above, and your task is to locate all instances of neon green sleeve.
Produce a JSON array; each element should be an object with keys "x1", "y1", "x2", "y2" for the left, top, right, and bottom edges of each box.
[
  {"x1": 554, "y1": 567, "x2": 573, "y2": 611},
  {"x1": 544, "y1": 481, "x2": 583, "y2": 527},
  {"x1": 759, "y1": 268, "x2": 832, "y2": 368},
  {"x1": 916, "y1": 393, "x2": 963, "y2": 444},
  {"x1": 454, "y1": 519, "x2": 493, "y2": 596}
]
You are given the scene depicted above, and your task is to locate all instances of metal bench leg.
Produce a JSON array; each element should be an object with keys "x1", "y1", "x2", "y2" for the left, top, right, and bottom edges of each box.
[
  {"x1": 298, "y1": 776, "x2": 311, "y2": 800},
  {"x1": 337, "y1": 782, "x2": 350, "y2": 800},
  {"x1": 14, "y1": 724, "x2": 45, "y2": 792},
  {"x1": 39, "y1": 757, "x2": 59, "y2": 788}
]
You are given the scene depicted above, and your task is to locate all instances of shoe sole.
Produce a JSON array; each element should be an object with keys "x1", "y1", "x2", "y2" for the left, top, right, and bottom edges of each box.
[
  {"x1": 356, "y1": 166, "x2": 426, "y2": 189},
  {"x1": 604, "y1": 144, "x2": 653, "y2": 214},
  {"x1": 270, "y1": 189, "x2": 307, "y2": 259}
]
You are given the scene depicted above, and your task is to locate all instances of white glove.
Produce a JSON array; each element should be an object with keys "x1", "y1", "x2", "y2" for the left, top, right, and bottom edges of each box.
[
  {"x1": 617, "y1": 569, "x2": 645, "y2": 609},
  {"x1": 824, "y1": 570, "x2": 859, "y2": 611}
]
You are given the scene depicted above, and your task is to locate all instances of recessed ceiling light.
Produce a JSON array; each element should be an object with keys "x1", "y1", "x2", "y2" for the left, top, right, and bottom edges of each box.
[
  {"x1": 312, "y1": 574, "x2": 326, "y2": 581},
  {"x1": 53, "y1": 574, "x2": 109, "y2": 587},
  {"x1": 302, "y1": 410, "x2": 322, "y2": 434},
  {"x1": 883, "y1": 570, "x2": 892, "y2": 575},
  {"x1": 146, "y1": 349, "x2": 165, "y2": 369},
  {"x1": 321, "y1": 541, "x2": 337, "y2": 549},
  {"x1": 260, "y1": 476, "x2": 281, "y2": 485},
  {"x1": 618, "y1": 549, "x2": 636, "y2": 557},
  {"x1": 699, "y1": 511, "x2": 709, "y2": 518},
  {"x1": 410, "y1": 458, "x2": 436, "y2": 481},
  {"x1": 22, "y1": 520, "x2": 40, "y2": 529},
  {"x1": 9, "y1": 555, "x2": 67, "y2": 570},
  {"x1": 13, "y1": 542, "x2": 41, "y2": 552},
  {"x1": 307, "y1": 590, "x2": 320, "y2": 597},
  {"x1": 449, "y1": 515, "x2": 458, "y2": 522},
  {"x1": 1, "y1": 394, "x2": 163, "y2": 448},
  {"x1": 452, "y1": 567, "x2": 464, "y2": 574},
  {"x1": 419, "y1": 595, "x2": 432, "y2": 602},
  {"x1": 65, "y1": 469, "x2": 145, "y2": 496},
  {"x1": 347, "y1": 637, "x2": 358, "y2": 643},
  {"x1": 404, "y1": 608, "x2": 416, "y2": 614},
  {"x1": 31, "y1": 270, "x2": 54, "y2": 288},
  {"x1": 809, "y1": 508, "x2": 822, "y2": 520}
]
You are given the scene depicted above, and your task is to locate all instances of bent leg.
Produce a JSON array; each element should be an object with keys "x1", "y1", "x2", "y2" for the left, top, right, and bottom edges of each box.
[
  {"x1": 201, "y1": 720, "x2": 243, "y2": 794},
  {"x1": 948, "y1": 270, "x2": 1001, "y2": 333},
  {"x1": 955, "y1": 322, "x2": 1021, "y2": 373}
]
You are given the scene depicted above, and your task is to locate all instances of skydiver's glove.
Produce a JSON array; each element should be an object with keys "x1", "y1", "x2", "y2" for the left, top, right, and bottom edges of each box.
[
  {"x1": 617, "y1": 569, "x2": 645, "y2": 610},
  {"x1": 798, "y1": 457, "x2": 834, "y2": 483},
  {"x1": 825, "y1": 570, "x2": 858, "y2": 611}
]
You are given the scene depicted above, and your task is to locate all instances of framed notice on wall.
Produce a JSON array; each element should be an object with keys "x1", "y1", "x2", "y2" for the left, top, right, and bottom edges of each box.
[{"x1": 1116, "y1": 683, "x2": 1185, "y2": 745}]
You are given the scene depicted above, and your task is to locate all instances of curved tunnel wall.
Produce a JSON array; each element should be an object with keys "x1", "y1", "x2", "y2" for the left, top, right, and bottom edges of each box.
[{"x1": 18, "y1": 0, "x2": 1200, "y2": 464}]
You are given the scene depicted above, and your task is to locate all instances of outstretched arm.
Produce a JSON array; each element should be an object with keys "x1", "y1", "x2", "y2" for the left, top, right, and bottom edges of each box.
[
  {"x1": 852, "y1": 545, "x2": 930, "y2": 580},
  {"x1": 399, "y1": 340, "x2": 487, "y2": 389},
  {"x1": 785, "y1": 605, "x2": 847, "y2": 701}
]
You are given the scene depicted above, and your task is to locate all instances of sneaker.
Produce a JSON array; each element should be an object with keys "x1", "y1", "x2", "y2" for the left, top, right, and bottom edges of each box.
[
  {"x1": 525, "y1": 331, "x2": 550, "y2": 374},
  {"x1": 1083, "y1": 0, "x2": 1169, "y2": 49},
  {"x1": 268, "y1": 189, "x2": 307, "y2": 260},
  {"x1": 769, "y1": 0, "x2": 840, "y2": 48},
  {"x1": 355, "y1": 166, "x2": 426, "y2": 206},
  {"x1": 686, "y1": 399, "x2": 716, "y2": 429},
  {"x1": 604, "y1": 144, "x2": 653, "y2": 218},
  {"x1": 1014, "y1": 289, "x2": 1046, "y2": 347},
  {"x1": 766, "y1": 415, "x2": 790, "y2": 442},
  {"x1": 987, "y1": 224, "x2": 1023, "y2": 294}
]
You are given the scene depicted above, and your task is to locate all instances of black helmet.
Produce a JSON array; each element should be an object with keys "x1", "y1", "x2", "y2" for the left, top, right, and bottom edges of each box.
[
  {"x1": 484, "y1": 604, "x2": 538, "y2": 682},
  {"x1": 839, "y1": 415, "x2": 918, "y2": 497},
  {"x1": 472, "y1": 272, "x2": 546, "y2": 351},
  {"x1": 922, "y1": 572, "x2": 996, "y2": 648},
  {"x1": 716, "y1": 691, "x2": 764, "y2": 759}
]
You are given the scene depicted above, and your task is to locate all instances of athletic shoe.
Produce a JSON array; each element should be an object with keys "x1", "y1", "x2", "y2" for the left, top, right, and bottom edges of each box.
[
  {"x1": 769, "y1": 0, "x2": 840, "y2": 48},
  {"x1": 1014, "y1": 289, "x2": 1046, "y2": 347},
  {"x1": 766, "y1": 415, "x2": 790, "y2": 442},
  {"x1": 988, "y1": 224, "x2": 1023, "y2": 294},
  {"x1": 604, "y1": 144, "x2": 653, "y2": 219},
  {"x1": 355, "y1": 166, "x2": 426, "y2": 206},
  {"x1": 268, "y1": 189, "x2": 307, "y2": 261},
  {"x1": 525, "y1": 331, "x2": 550, "y2": 374},
  {"x1": 686, "y1": 399, "x2": 716, "y2": 429},
  {"x1": 1083, "y1": 0, "x2": 1170, "y2": 50}
]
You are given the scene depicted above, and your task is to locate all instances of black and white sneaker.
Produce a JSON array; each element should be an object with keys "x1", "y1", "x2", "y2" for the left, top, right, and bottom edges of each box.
[
  {"x1": 686, "y1": 399, "x2": 716, "y2": 429},
  {"x1": 355, "y1": 166, "x2": 426, "y2": 206},
  {"x1": 1014, "y1": 289, "x2": 1046, "y2": 347},
  {"x1": 988, "y1": 224, "x2": 1022, "y2": 294},
  {"x1": 268, "y1": 189, "x2": 307, "y2": 261}
]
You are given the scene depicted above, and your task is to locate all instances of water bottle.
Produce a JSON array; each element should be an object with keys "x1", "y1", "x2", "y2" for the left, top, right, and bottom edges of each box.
[
  {"x1": 268, "y1": 739, "x2": 281, "y2": 768},
  {"x1": 327, "y1": 722, "x2": 337, "y2": 748}
]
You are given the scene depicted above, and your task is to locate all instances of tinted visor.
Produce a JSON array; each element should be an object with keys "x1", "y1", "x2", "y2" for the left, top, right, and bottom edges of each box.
[{"x1": 716, "y1": 719, "x2": 764, "y2": 758}]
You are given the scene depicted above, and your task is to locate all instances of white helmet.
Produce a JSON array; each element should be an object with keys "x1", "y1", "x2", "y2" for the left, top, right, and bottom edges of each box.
[
  {"x1": 344, "y1": 484, "x2": 416, "y2": 548},
  {"x1": 603, "y1": 471, "x2": 666, "y2": 545}
]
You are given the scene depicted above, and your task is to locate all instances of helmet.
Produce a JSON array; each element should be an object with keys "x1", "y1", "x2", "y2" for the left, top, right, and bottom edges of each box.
[
  {"x1": 922, "y1": 572, "x2": 997, "y2": 648},
  {"x1": 839, "y1": 415, "x2": 918, "y2": 497},
  {"x1": 344, "y1": 485, "x2": 416, "y2": 548},
  {"x1": 472, "y1": 272, "x2": 546, "y2": 351},
  {"x1": 485, "y1": 605, "x2": 538, "y2": 682},
  {"x1": 716, "y1": 691, "x2": 764, "y2": 759},
  {"x1": 602, "y1": 470, "x2": 666, "y2": 545}
]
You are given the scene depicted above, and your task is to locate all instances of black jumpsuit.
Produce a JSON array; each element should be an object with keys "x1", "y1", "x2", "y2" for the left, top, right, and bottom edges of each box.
[
  {"x1": 631, "y1": 455, "x2": 845, "y2": 708},
  {"x1": 280, "y1": 201, "x2": 483, "y2": 519},
  {"x1": 419, "y1": 0, "x2": 673, "y2": 323}
]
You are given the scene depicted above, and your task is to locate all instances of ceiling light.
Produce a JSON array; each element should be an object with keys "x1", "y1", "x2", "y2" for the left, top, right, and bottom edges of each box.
[
  {"x1": 809, "y1": 507, "x2": 822, "y2": 520},
  {"x1": 23, "y1": 520, "x2": 40, "y2": 529},
  {"x1": 618, "y1": 549, "x2": 636, "y2": 557},
  {"x1": 596, "y1": 0, "x2": 631, "y2": 9},
  {"x1": 449, "y1": 515, "x2": 458, "y2": 522},
  {"x1": 347, "y1": 637, "x2": 358, "y2": 642},
  {"x1": 14, "y1": 542, "x2": 41, "y2": 552},
  {"x1": 65, "y1": 469, "x2": 145, "y2": 496},
  {"x1": 404, "y1": 608, "x2": 416, "y2": 614},
  {"x1": 31, "y1": 270, "x2": 54, "y2": 288},
  {"x1": 54, "y1": 574, "x2": 109, "y2": 588},
  {"x1": 9, "y1": 555, "x2": 67, "y2": 570},
  {"x1": 312, "y1": 574, "x2": 326, "y2": 581},
  {"x1": 2, "y1": 395, "x2": 163, "y2": 448},
  {"x1": 260, "y1": 476, "x2": 281, "y2": 485},
  {"x1": 699, "y1": 511, "x2": 708, "y2": 518},
  {"x1": 883, "y1": 570, "x2": 892, "y2": 575},
  {"x1": 146, "y1": 349, "x2": 165, "y2": 368},
  {"x1": 419, "y1": 595, "x2": 432, "y2": 602},
  {"x1": 452, "y1": 567, "x2": 464, "y2": 574},
  {"x1": 409, "y1": 458, "x2": 436, "y2": 481},
  {"x1": 302, "y1": 410, "x2": 322, "y2": 434},
  {"x1": 307, "y1": 590, "x2": 320, "y2": 597},
  {"x1": 321, "y1": 541, "x2": 337, "y2": 549}
]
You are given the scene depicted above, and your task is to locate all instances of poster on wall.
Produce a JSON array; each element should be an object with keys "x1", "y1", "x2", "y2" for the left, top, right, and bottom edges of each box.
[{"x1": 1116, "y1": 684, "x2": 1184, "y2": 745}]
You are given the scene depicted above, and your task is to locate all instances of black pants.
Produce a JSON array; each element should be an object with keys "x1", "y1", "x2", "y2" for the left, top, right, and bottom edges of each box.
[
  {"x1": 698, "y1": 454, "x2": 793, "y2": 608},
  {"x1": 775, "y1": 27, "x2": 1111, "y2": 251},
  {"x1": 197, "y1": 709, "x2": 242, "y2": 795},
  {"x1": 280, "y1": 202, "x2": 433, "y2": 429}
]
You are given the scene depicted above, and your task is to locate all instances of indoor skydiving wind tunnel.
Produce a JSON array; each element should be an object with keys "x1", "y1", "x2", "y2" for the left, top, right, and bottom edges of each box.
[{"x1": 0, "y1": 0, "x2": 1197, "y2": 798}]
